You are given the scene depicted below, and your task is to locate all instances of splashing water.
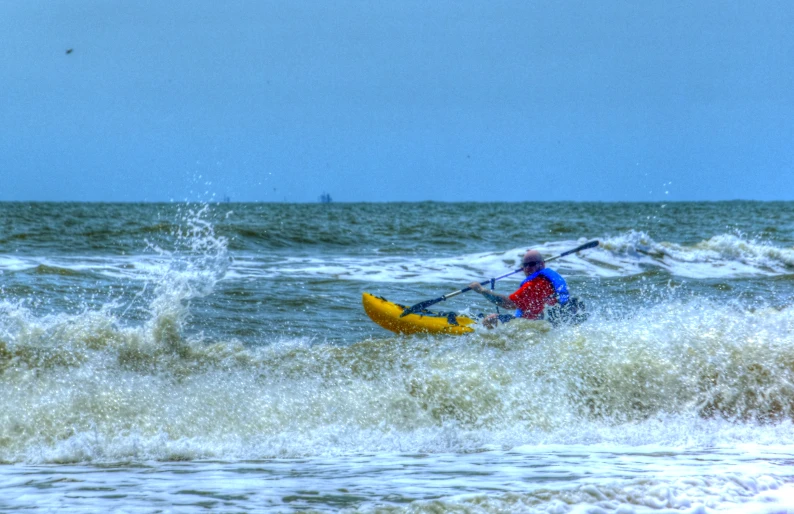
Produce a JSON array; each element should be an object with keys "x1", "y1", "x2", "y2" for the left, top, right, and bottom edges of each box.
[{"x1": 0, "y1": 202, "x2": 793, "y2": 512}]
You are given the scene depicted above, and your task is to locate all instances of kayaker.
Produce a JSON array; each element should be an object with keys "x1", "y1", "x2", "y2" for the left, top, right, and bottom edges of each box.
[{"x1": 469, "y1": 249, "x2": 584, "y2": 328}]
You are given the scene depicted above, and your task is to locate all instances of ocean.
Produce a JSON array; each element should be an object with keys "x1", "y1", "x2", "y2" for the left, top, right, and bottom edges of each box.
[{"x1": 0, "y1": 201, "x2": 793, "y2": 513}]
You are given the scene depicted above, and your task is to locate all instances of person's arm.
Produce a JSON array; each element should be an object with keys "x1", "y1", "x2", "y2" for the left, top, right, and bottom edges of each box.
[{"x1": 469, "y1": 282, "x2": 518, "y2": 309}]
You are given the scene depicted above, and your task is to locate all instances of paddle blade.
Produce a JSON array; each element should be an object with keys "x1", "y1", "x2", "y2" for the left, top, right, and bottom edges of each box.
[
  {"x1": 559, "y1": 239, "x2": 599, "y2": 257},
  {"x1": 400, "y1": 297, "x2": 445, "y2": 317},
  {"x1": 577, "y1": 239, "x2": 599, "y2": 251}
]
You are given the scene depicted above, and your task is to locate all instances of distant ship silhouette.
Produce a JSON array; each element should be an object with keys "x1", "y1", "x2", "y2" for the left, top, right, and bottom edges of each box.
[{"x1": 319, "y1": 193, "x2": 332, "y2": 203}]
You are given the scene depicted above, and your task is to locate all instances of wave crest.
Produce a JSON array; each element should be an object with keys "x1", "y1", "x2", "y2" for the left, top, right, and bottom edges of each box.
[{"x1": 1, "y1": 297, "x2": 793, "y2": 463}]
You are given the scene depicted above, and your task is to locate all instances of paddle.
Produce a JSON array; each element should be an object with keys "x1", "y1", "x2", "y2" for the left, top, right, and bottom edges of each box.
[{"x1": 399, "y1": 240, "x2": 600, "y2": 317}]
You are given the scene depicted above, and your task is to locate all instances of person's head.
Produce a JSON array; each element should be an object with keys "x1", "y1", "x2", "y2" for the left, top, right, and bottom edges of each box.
[{"x1": 521, "y1": 250, "x2": 545, "y2": 276}]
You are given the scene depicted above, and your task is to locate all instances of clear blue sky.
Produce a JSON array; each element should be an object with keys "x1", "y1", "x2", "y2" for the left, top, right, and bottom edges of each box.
[{"x1": 1, "y1": 1, "x2": 792, "y2": 202}]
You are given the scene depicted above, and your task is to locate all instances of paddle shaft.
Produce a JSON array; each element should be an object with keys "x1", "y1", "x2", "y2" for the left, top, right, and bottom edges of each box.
[{"x1": 400, "y1": 240, "x2": 599, "y2": 316}]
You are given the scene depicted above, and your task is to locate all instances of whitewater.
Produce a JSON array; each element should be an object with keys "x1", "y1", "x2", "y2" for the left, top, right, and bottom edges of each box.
[{"x1": 0, "y1": 201, "x2": 793, "y2": 512}]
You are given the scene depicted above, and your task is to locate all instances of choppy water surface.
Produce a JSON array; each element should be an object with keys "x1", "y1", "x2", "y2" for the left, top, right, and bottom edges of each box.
[{"x1": 1, "y1": 201, "x2": 793, "y2": 512}]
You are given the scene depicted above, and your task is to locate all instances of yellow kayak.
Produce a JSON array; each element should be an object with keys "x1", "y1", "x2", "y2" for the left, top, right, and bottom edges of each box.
[{"x1": 362, "y1": 292, "x2": 476, "y2": 335}]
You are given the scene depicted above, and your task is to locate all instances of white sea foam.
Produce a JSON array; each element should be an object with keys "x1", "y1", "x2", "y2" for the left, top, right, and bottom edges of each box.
[
  {"x1": 1, "y1": 452, "x2": 791, "y2": 513},
  {"x1": 1, "y1": 256, "x2": 793, "y2": 511},
  {"x1": 2, "y1": 295, "x2": 793, "y2": 464},
  {"x1": 2, "y1": 209, "x2": 793, "y2": 466},
  {"x1": 2, "y1": 232, "x2": 790, "y2": 283},
  {"x1": 3, "y1": 205, "x2": 793, "y2": 511},
  {"x1": 598, "y1": 231, "x2": 794, "y2": 279},
  {"x1": 238, "y1": 233, "x2": 794, "y2": 283}
]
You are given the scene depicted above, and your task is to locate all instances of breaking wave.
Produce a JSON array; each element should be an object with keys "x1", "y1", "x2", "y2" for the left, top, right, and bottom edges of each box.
[{"x1": 1, "y1": 294, "x2": 792, "y2": 464}]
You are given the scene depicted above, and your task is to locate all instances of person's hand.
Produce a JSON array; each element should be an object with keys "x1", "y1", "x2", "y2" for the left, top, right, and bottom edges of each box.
[
  {"x1": 469, "y1": 282, "x2": 484, "y2": 293},
  {"x1": 482, "y1": 313, "x2": 500, "y2": 329}
]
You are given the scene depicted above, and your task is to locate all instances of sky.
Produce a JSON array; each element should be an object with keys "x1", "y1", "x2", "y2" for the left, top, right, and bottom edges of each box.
[{"x1": 1, "y1": 0, "x2": 792, "y2": 202}]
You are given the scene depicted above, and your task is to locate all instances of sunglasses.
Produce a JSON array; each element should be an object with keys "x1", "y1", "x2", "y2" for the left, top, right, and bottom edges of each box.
[{"x1": 521, "y1": 260, "x2": 542, "y2": 268}]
